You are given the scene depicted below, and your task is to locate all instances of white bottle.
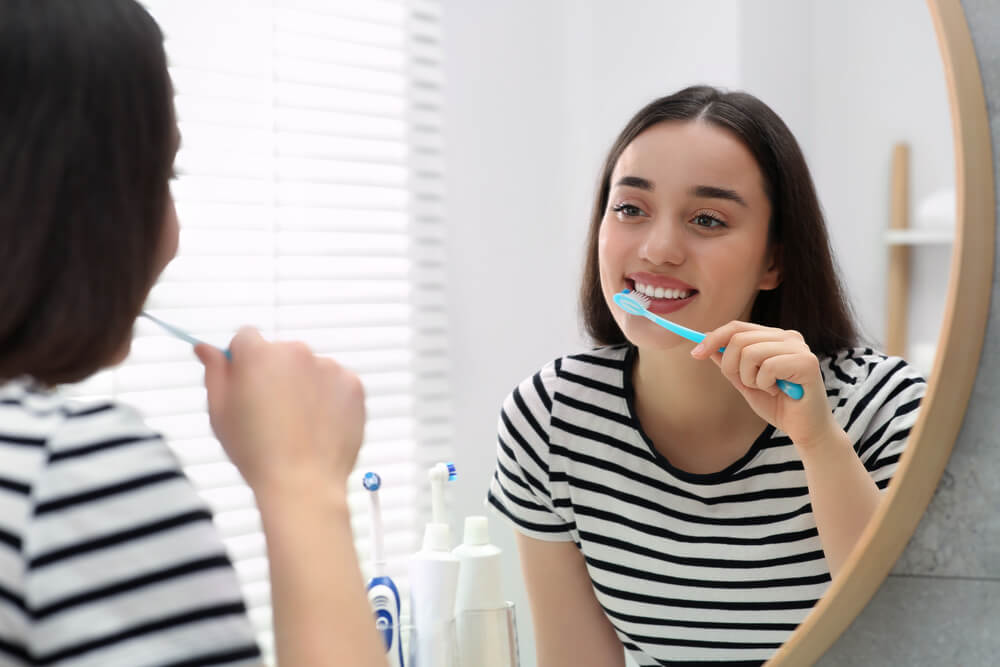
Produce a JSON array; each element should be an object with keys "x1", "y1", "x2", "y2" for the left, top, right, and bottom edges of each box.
[
  {"x1": 453, "y1": 516, "x2": 504, "y2": 611},
  {"x1": 408, "y1": 463, "x2": 460, "y2": 667},
  {"x1": 453, "y1": 516, "x2": 518, "y2": 667}
]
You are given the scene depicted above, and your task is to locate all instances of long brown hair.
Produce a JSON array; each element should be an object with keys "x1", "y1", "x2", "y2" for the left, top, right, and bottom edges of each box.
[
  {"x1": 580, "y1": 85, "x2": 858, "y2": 356},
  {"x1": 0, "y1": 0, "x2": 174, "y2": 385}
]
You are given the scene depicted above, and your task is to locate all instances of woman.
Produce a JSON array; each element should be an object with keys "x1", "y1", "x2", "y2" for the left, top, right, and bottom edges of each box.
[
  {"x1": 487, "y1": 86, "x2": 925, "y2": 667},
  {"x1": 0, "y1": 1, "x2": 384, "y2": 665}
]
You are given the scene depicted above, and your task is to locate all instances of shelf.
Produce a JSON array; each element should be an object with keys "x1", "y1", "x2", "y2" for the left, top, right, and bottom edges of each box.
[{"x1": 885, "y1": 228, "x2": 954, "y2": 245}]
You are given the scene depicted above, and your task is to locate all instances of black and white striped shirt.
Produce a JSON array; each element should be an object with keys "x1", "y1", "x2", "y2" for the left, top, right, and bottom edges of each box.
[
  {"x1": 488, "y1": 345, "x2": 924, "y2": 667},
  {"x1": 0, "y1": 378, "x2": 260, "y2": 666}
]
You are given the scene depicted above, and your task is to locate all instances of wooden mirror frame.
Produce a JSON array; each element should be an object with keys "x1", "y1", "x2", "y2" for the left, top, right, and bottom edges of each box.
[{"x1": 767, "y1": 0, "x2": 996, "y2": 664}]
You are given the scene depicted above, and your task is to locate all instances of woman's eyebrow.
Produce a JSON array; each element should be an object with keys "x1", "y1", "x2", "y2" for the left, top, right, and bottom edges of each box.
[
  {"x1": 613, "y1": 175, "x2": 654, "y2": 191},
  {"x1": 690, "y1": 184, "x2": 748, "y2": 207}
]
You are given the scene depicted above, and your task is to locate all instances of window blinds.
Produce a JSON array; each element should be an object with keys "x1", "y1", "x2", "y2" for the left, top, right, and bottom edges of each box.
[{"x1": 63, "y1": 0, "x2": 449, "y2": 661}]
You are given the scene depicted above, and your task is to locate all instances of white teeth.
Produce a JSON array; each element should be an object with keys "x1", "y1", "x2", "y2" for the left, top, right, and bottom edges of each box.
[{"x1": 631, "y1": 282, "x2": 692, "y2": 300}]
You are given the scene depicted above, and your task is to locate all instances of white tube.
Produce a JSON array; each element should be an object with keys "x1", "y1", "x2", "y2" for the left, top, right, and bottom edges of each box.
[
  {"x1": 453, "y1": 516, "x2": 518, "y2": 667},
  {"x1": 408, "y1": 523, "x2": 459, "y2": 667}
]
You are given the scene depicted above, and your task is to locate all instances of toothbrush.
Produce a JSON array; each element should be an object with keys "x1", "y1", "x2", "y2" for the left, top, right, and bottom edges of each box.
[
  {"x1": 408, "y1": 463, "x2": 459, "y2": 667},
  {"x1": 428, "y1": 462, "x2": 458, "y2": 525},
  {"x1": 140, "y1": 311, "x2": 232, "y2": 360},
  {"x1": 363, "y1": 472, "x2": 404, "y2": 667},
  {"x1": 613, "y1": 289, "x2": 804, "y2": 400}
]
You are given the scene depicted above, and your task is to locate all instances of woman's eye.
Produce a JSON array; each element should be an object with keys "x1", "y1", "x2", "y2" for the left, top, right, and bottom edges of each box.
[
  {"x1": 611, "y1": 203, "x2": 646, "y2": 218},
  {"x1": 692, "y1": 213, "x2": 726, "y2": 229}
]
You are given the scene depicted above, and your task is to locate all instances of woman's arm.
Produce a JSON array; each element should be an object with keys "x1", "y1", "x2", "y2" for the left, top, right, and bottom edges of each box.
[
  {"x1": 793, "y1": 428, "x2": 880, "y2": 576},
  {"x1": 692, "y1": 323, "x2": 891, "y2": 578},
  {"x1": 515, "y1": 533, "x2": 626, "y2": 667},
  {"x1": 256, "y1": 483, "x2": 385, "y2": 667},
  {"x1": 197, "y1": 330, "x2": 386, "y2": 667}
]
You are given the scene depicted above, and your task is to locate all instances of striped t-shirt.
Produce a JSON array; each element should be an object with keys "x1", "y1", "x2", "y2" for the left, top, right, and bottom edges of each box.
[
  {"x1": 488, "y1": 345, "x2": 925, "y2": 667},
  {"x1": 0, "y1": 378, "x2": 260, "y2": 666}
]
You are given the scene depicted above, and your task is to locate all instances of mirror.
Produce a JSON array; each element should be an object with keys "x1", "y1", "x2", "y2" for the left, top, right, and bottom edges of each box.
[
  {"x1": 443, "y1": 0, "x2": 993, "y2": 665},
  {"x1": 770, "y1": 0, "x2": 994, "y2": 662}
]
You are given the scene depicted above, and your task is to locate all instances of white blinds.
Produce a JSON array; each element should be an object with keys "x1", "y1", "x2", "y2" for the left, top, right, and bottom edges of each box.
[{"x1": 64, "y1": 0, "x2": 449, "y2": 662}]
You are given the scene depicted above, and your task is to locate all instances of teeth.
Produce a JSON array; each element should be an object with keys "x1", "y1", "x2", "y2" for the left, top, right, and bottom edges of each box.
[{"x1": 632, "y1": 283, "x2": 691, "y2": 300}]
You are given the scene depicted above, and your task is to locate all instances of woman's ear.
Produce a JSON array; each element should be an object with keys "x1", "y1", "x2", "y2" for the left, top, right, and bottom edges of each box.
[{"x1": 759, "y1": 244, "x2": 782, "y2": 291}]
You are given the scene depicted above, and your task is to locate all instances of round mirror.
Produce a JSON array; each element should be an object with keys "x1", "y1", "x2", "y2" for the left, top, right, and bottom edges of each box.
[{"x1": 442, "y1": 0, "x2": 993, "y2": 664}]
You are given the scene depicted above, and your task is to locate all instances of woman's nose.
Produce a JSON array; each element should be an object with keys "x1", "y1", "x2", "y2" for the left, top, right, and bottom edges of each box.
[{"x1": 639, "y1": 218, "x2": 685, "y2": 266}]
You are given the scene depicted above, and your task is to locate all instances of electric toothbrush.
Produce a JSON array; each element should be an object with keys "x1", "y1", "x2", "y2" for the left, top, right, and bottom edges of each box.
[
  {"x1": 408, "y1": 462, "x2": 460, "y2": 667},
  {"x1": 363, "y1": 472, "x2": 404, "y2": 667}
]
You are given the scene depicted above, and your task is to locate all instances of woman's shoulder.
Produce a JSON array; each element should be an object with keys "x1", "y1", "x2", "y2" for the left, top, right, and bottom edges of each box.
[
  {"x1": 0, "y1": 377, "x2": 171, "y2": 479},
  {"x1": 1, "y1": 377, "x2": 157, "y2": 442},
  {"x1": 507, "y1": 344, "x2": 632, "y2": 401},
  {"x1": 818, "y1": 347, "x2": 926, "y2": 396}
]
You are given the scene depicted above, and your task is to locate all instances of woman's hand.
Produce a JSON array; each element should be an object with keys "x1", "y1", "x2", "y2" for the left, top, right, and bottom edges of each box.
[
  {"x1": 691, "y1": 321, "x2": 839, "y2": 451},
  {"x1": 194, "y1": 327, "x2": 365, "y2": 501}
]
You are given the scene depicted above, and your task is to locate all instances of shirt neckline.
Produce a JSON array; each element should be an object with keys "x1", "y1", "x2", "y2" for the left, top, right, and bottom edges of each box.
[{"x1": 621, "y1": 345, "x2": 775, "y2": 484}]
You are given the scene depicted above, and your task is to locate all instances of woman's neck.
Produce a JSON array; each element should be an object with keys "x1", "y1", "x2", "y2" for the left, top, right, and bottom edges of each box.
[{"x1": 631, "y1": 344, "x2": 768, "y2": 473}]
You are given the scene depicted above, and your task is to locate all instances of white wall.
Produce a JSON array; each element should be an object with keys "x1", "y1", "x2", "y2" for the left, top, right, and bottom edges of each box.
[
  {"x1": 441, "y1": 4, "x2": 575, "y2": 664},
  {"x1": 441, "y1": 2, "x2": 950, "y2": 665},
  {"x1": 807, "y1": 0, "x2": 953, "y2": 351}
]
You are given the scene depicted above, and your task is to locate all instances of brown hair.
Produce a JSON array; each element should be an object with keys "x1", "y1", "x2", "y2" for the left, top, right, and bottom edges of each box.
[
  {"x1": 580, "y1": 85, "x2": 858, "y2": 356},
  {"x1": 0, "y1": 0, "x2": 174, "y2": 385}
]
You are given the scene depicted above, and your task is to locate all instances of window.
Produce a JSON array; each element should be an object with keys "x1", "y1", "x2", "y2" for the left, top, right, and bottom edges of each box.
[{"x1": 64, "y1": 0, "x2": 448, "y2": 661}]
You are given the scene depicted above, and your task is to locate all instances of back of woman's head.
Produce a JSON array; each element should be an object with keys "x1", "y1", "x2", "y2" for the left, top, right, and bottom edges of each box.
[
  {"x1": 0, "y1": 0, "x2": 173, "y2": 385},
  {"x1": 580, "y1": 85, "x2": 859, "y2": 356}
]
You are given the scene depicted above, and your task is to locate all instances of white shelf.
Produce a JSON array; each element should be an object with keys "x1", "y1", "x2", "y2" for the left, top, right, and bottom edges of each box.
[{"x1": 885, "y1": 228, "x2": 954, "y2": 245}]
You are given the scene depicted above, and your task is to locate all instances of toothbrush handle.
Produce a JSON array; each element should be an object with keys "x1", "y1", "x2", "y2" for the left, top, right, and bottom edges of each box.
[
  {"x1": 776, "y1": 379, "x2": 804, "y2": 400},
  {"x1": 637, "y1": 306, "x2": 804, "y2": 400},
  {"x1": 141, "y1": 312, "x2": 232, "y2": 360}
]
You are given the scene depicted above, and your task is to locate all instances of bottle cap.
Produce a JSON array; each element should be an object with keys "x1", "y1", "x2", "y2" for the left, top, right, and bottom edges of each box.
[{"x1": 463, "y1": 515, "x2": 490, "y2": 546}]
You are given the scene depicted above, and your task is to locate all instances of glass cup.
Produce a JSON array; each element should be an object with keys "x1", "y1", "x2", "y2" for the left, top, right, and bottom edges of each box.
[
  {"x1": 455, "y1": 601, "x2": 520, "y2": 667},
  {"x1": 402, "y1": 615, "x2": 459, "y2": 667}
]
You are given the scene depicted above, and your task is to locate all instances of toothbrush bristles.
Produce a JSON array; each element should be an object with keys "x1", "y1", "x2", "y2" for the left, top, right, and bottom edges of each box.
[
  {"x1": 628, "y1": 289, "x2": 651, "y2": 307},
  {"x1": 446, "y1": 462, "x2": 457, "y2": 481}
]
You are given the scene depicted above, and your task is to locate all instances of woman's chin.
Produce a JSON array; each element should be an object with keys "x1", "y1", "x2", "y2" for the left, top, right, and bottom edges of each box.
[{"x1": 623, "y1": 319, "x2": 695, "y2": 353}]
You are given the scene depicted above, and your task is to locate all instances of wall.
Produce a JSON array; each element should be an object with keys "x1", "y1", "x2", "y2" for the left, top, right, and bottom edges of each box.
[{"x1": 737, "y1": 0, "x2": 954, "y2": 358}]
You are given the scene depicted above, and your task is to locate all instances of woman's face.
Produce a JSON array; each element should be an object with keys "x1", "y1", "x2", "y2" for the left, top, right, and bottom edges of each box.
[
  {"x1": 598, "y1": 120, "x2": 780, "y2": 352},
  {"x1": 156, "y1": 188, "x2": 180, "y2": 277},
  {"x1": 109, "y1": 125, "x2": 180, "y2": 366},
  {"x1": 155, "y1": 125, "x2": 181, "y2": 277}
]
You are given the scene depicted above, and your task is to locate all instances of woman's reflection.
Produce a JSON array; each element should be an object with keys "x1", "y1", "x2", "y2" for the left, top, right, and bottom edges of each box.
[{"x1": 486, "y1": 86, "x2": 926, "y2": 667}]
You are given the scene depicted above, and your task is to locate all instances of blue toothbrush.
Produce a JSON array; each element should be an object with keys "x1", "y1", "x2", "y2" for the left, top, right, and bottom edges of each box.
[
  {"x1": 613, "y1": 289, "x2": 804, "y2": 400},
  {"x1": 140, "y1": 311, "x2": 232, "y2": 361}
]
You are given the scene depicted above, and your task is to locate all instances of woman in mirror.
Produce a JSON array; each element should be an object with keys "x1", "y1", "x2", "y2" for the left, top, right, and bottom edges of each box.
[
  {"x1": 0, "y1": 1, "x2": 384, "y2": 665},
  {"x1": 487, "y1": 86, "x2": 926, "y2": 667}
]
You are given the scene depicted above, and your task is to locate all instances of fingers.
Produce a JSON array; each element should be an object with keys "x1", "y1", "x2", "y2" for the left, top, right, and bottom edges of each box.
[
  {"x1": 756, "y1": 353, "x2": 815, "y2": 392},
  {"x1": 194, "y1": 342, "x2": 230, "y2": 415},
  {"x1": 693, "y1": 322, "x2": 812, "y2": 395},
  {"x1": 227, "y1": 326, "x2": 267, "y2": 363}
]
